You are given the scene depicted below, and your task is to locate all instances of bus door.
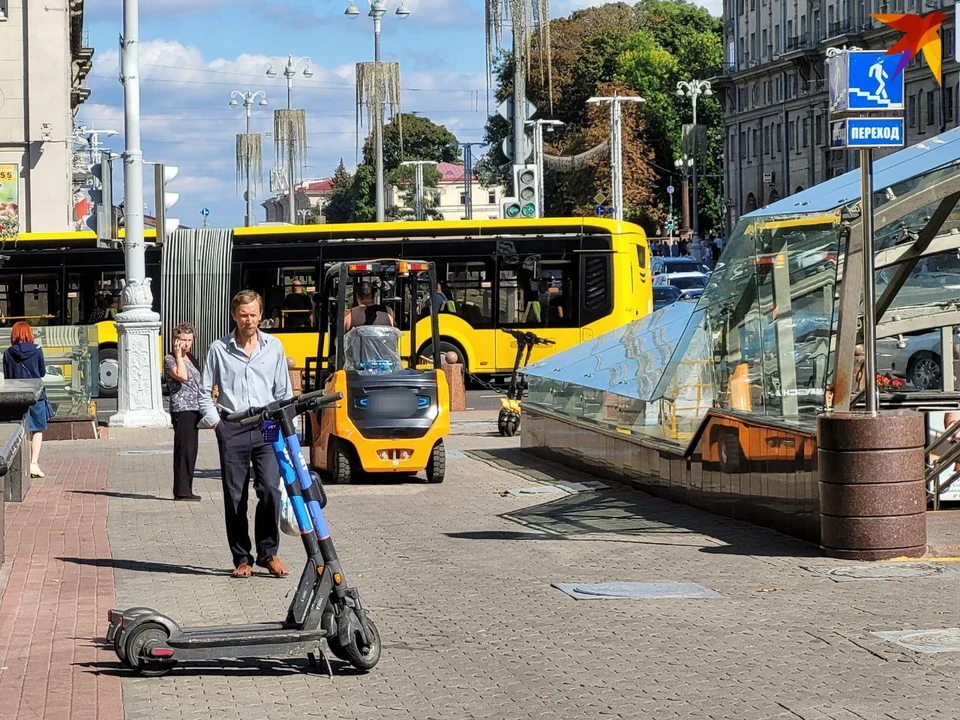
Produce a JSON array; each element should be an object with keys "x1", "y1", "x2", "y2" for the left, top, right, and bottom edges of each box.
[{"x1": 494, "y1": 251, "x2": 580, "y2": 373}]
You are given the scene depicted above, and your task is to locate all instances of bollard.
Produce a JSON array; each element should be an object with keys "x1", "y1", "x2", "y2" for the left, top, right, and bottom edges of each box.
[
  {"x1": 817, "y1": 411, "x2": 926, "y2": 560},
  {"x1": 442, "y1": 351, "x2": 466, "y2": 412}
]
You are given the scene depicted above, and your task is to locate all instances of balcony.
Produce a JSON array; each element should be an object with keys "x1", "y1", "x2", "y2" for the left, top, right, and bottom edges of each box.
[{"x1": 828, "y1": 21, "x2": 856, "y2": 38}]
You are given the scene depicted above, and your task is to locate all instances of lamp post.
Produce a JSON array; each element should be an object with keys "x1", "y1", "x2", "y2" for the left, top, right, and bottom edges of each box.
[
  {"x1": 674, "y1": 155, "x2": 693, "y2": 239},
  {"x1": 676, "y1": 79, "x2": 712, "y2": 245},
  {"x1": 110, "y1": 0, "x2": 168, "y2": 427},
  {"x1": 266, "y1": 55, "x2": 313, "y2": 224},
  {"x1": 229, "y1": 90, "x2": 268, "y2": 227},
  {"x1": 587, "y1": 93, "x2": 645, "y2": 221},
  {"x1": 345, "y1": 0, "x2": 410, "y2": 222},
  {"x1": 525, "y1": 119, "x2": 564, "y2": 217}
]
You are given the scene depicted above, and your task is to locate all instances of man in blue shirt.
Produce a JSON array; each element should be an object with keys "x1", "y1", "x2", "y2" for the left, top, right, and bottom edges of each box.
[{"x1": 200, "y1": 289, "x2": 293, "y2": 579}]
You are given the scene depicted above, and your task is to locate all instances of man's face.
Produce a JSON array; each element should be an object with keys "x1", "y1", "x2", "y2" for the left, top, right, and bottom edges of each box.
[
  {"x1": 292, "y1": 281, "x2": 303, "y2": 294},
  {"x1": 233, "y1": 301, "x2": 262, "y2": 334}
]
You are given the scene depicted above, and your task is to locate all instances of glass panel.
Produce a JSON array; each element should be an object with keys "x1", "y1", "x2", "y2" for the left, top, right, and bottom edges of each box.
[
  {"x1": 445, "y1": 260, "x2": 493, "y2": 328},
  {"x1": 0, "y1": 325, "x2": 98, "y2": 419}
]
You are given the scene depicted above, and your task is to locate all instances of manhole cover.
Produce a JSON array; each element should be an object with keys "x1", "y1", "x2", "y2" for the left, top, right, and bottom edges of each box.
[
  {"x1": 803, "y1": 563, "x2": 960, "y2": 582},
  {"x1": 118, "y1": 449, "x2": 172, "y2": 456},
  {"x1": 873, "y1": 628, "x2": 960, "y2": 653},
  {"x1": 552, "y1": 581, "x2": 723, "y2": 600}
]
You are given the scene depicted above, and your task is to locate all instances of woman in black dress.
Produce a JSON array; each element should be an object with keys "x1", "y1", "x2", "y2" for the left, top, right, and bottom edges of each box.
[{"x1": 163, "y1": 323, "x2": 203, "y2": 501}]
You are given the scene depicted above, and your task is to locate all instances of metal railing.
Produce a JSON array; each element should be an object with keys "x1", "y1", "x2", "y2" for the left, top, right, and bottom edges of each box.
[{"x1": 926, "y1": 414, "x2": 960, "y2": 510}]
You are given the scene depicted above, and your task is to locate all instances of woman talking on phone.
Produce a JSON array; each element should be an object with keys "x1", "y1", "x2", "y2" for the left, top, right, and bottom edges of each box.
[{"x1": 164, "y1": 323, "x2": 203, "y2": 501}]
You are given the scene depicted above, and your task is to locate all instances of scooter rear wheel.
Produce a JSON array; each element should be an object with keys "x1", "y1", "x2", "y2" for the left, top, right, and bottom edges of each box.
[{"x1": 124, "y1": 622, "x2": 176, "y2": 677}]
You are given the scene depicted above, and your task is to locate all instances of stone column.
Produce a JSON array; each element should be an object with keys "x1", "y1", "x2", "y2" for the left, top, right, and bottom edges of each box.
[{"x1": 108, "y1": 278, "x2": 169, "y2": 428}]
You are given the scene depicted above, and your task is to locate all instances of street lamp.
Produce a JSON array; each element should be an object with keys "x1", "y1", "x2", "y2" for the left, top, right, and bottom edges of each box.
[
  {"x1": 525, "y1": 119, "x2": 564, "y2": 217},
  {"x1": 587, "y1": 93, "x2": 645, "y2": 222},
  {"x1": 676, "y1": 78, "x2": 712, "y2": 246},
  {"x1": 265, "y1": 55, "x2": 313, "y2": 224},
  {"x1": 230, "y1": 90, "x2": 268, "y2": 227},
  {"x1": 345, "y1": 0, "x2": 411, "y2": 222}
]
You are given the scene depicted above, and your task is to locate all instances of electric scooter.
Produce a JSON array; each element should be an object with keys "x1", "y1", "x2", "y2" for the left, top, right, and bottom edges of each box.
[
  {"x1": 106, "y1": 388, "x2": 382, "y2": 677},
  {"x1": 498, "y1": 328, "x2": 555, "y2": 437}
]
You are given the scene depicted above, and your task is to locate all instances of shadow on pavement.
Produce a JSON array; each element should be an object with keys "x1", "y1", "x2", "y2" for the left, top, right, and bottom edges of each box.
[
  {"x1": 467, "y1": 447, "x2": 820, "y2": 558},
  {"x1": 58, "y1": 557, "x2": 229, "y2": 576},
  {"x1": 77, "y1": 658, "x2": 367, "y2": 678},
  {"x1": 68, "y1": 490, "x2": 166, "y2": 501}
]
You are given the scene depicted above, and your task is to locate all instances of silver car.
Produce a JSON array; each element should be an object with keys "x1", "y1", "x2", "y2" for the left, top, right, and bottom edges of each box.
[{"x1": 876, "y1": 330, "x2": 957, "y2": 390}]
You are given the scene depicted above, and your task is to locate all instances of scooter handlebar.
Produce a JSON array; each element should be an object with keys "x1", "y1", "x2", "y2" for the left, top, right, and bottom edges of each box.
[{"x1": 226, "y1": 390, "x2": 343, "y2": 427}]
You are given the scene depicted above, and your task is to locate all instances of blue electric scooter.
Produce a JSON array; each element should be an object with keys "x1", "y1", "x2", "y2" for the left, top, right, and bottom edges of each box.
[{"x1": 106, "y1": 389, "x2": 382, "y2": 677}]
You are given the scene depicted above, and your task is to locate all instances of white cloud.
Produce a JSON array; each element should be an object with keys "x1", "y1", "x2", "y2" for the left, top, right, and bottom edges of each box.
[{"x1": 77, "y1": 39, "x2": 490, "y2": 225}]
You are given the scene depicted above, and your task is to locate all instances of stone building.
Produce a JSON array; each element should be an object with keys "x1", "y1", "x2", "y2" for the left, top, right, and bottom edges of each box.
[
  {"x1": 715, "y1": 0, "x2": 958, "y2": 234},
  {"x1": 0, "y1": 0, "x2": 93, "y2": 232}
]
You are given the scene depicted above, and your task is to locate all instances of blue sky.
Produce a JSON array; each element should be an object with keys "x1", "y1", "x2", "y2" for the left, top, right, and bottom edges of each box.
[{"x1": 77, "y1": 0, "x2": 719, "y2": 227}]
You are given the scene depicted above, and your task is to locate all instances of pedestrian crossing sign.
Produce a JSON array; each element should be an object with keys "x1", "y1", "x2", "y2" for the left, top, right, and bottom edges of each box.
[{"x1": 828, "y1": 50, "x2": 905, "y2": 114}]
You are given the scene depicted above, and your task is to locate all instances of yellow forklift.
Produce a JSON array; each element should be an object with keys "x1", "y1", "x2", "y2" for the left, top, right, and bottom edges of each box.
[{"x1": 306, "y1": 259, "x2": 450, "y2": 484}]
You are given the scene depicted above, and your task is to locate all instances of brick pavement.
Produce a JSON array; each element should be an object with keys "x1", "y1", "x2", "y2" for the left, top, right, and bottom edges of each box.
[{"x1": 5, "y1": 414, "x2": 960, "y2": 719}]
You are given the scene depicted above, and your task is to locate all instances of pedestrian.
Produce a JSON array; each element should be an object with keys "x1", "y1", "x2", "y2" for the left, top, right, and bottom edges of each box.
[
  {"x1": 3, "y1": 321, "x2": 52, "y2": 478},
  {"x1": 199, "y1": 290, "x2": 293, "y2": 579},
  {"x1": 164, "y1": 322, "x2": 202, "y2": 501}
]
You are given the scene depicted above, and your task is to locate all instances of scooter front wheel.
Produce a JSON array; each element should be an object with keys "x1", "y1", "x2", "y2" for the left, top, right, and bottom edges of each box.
[{"x1": 340, "y1": 614, "x2": 382, "y2": 671}]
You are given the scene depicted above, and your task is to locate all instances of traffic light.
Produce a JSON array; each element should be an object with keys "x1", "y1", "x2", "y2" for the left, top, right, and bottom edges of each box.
[
  {"x1": 513, "y1": 164, "x2": 538, "y2": 218},
  {"x1": 501, "y1": 196, "x2": 521, "y2": 219},
  {"x1": 87, "y1": 151, "x2": 117, "y2": 247},
  {"x1": 154, "y1": 163, "x2": 180, "y2": 241}
]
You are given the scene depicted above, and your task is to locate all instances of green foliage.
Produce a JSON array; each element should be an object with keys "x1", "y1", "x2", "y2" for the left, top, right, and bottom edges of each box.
[
  {"x1": 479, "y1": 0, "x2": 726, "y2": 236},
  {"x1": 323, "y1": 159, "x2": 355, "y2": 224}
]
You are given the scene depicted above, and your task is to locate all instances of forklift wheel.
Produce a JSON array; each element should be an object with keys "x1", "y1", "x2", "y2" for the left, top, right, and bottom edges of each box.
[
  {"x1": 426, "y1": 442, "x2": 446, "y2": 484},
  {"x1": 332, "y1": 440, "x2": 354, "y2": 485}
]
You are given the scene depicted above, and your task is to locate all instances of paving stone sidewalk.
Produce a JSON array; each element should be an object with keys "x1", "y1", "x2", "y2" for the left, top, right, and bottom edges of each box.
[{"x1": 4, "y1": 413, "x2": 960, "y2": 719}]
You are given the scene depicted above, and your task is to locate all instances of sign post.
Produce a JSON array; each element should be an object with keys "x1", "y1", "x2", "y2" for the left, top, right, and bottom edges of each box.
[{"x1": 827, "y1": 48, "x2": 905, "y2": 414}]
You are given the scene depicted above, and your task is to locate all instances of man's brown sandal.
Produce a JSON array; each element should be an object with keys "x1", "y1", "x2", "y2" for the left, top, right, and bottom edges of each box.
[
  {"x1": 255, "y1": 555, "x2": 289, "y2": 578},
  {"x1": 232, "y1": 561, "x2": 253, "y2": 578}
]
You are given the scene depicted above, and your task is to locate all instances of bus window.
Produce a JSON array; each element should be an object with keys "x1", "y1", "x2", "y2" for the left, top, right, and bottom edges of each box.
[
  {"x1": 241, "y1": 266, "x2": 317, "y2": 330},
  {"x1": 500, "y1": 256, "x2": 576, "y2": 328},
  {"x1": 446, "y1": 261, "x2": 493, "y2": 328}
]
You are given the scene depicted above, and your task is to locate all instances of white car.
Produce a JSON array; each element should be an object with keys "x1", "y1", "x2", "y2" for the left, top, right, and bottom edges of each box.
[{"x1": 653, "y1": 271, "x2": 708, "y2": 294}]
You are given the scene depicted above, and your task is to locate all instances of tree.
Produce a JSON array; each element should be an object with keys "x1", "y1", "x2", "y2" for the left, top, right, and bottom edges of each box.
[
  {"x1": 351, "y1": 113, "x2": 461, "y2": 219},
  {"x1": 323, "y1": 159, "x2": 354, "y2": 224},
  {"x1": 387, "y1": 164, "x2": 443, "y2": 221}
]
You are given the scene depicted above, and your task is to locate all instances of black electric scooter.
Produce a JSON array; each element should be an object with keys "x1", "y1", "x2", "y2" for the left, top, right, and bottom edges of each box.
[
  {"x1": 498, "y1": 328, "x2": 555, "y2": 437},
  {"x1": 106, "y1": 389, "x2": 382, "y2": 677}
]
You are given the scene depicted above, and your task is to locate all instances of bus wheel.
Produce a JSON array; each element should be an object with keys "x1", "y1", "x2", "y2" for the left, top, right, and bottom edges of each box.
[{"x1": 98, "y1": 347, "x2": 119, "y2": 398}]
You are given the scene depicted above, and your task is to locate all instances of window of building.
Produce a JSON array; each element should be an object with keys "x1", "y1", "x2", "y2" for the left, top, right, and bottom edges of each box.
[
  {"x1": 788, "y1": 120, "x2": 795, "y2": 150},
  {"x1": 762, "y1": 29, "x2": 768, "y2": 57},
  {"x1": 764, "y1": 80, "x2": 771, "y2": 104},
  {"x1": 917, "y1": 90, "x2": 925, "y2": 132},
  {"x1": 947, "y1": 26, "x2": 956, "y2": 59},
  {"x1": 801, "y1": 15, "x2": 807, "y2": 40},
  {"x1": 815, "y1": 115, "x2": 823, "y2": 145},
  {"x1": 751, "y1": 0, "x2": 756, "y2": 10},
  {"x1": 487, "y1": 190, "x2": 496, "y2": 204},
  {"x1": 813, "y1": 9, "x2": 821, "y2": 42},
  {"x1": 926, "y1": 90, "x2": 936, "y2": 126},
  {"x1": 764, "y1": 125, "x2": 771, "y2": 154},
  {"x1": 459, "y1": 192, "x2": 467, "y2": 205},
  {"x1": 787, "y1": 19, "x2": 793, "y2": 41},
  {"x1": 802, "y1": 118, "x2": 809, "y2": 148},
  {"x1": 776, "y1": 76, "x2": 783, "y2": 102},
  {"x1": 777, "y1": 123, "x2": 783, "y2": 153},
  {"x1": 740, "y1": 131, "x2": 747, "y2": 159},
  {"x1": 909, "y1": 94, "x2": 917, "y2": 127},
  {"x1": 751, "y1": 129, "x2": 758, "y2": 161},
  {"x1": 774, "y1": 24, "x2": 781, "y2": 53},
  {"x1": 751, "y1": 32, "x2": 758, "y2": 62},
  {"x1": 947, "y1": 86, "x2": 955, "y2": 123},
  {"x1": 738, "y1": 39, "x2": 745, "y2": 65}
]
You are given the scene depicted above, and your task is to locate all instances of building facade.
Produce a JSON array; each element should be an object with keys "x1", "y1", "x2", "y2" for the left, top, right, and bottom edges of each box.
[
  {"x1": 0, "y1": 0, "x2": 92, "y2": 233},
  {"x1": 716, "y1": 0, "x2": 958, "y2": 233},
  {"x1": 386, "y1": 162, "x2": 503, "y2": 221},
  {"x1": 262, "y1": 178, "x2": 333, "y2": 224}
]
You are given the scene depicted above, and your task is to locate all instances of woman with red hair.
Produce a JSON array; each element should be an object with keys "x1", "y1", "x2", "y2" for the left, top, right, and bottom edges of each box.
[{"x1": 3, "y1": 321, "x2": 50, "y2": 478}]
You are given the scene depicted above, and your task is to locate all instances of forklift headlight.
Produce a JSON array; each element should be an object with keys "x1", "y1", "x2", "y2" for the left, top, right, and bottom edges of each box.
[{"x1": 417, "y1": 395, "x2": 429, "y2": 408}]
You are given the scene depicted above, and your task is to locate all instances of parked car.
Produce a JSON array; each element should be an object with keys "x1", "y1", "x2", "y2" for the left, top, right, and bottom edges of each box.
[
  {"x1": 877, "y1": 331, "x2": 947, "y2": 390},
  {"x1": 653, "y1": 285, "x2": 682, "y2": 310},
  {"x1": 651, "y1": 257, "x2": 709, "y2": 277},
  {"x1": 653, "y1": 272, "x2": 708, "y2": 293}
]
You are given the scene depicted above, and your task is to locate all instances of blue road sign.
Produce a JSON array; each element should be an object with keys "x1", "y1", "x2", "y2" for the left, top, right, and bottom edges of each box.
[
  {"x1": 830, "y1": 117, "x2": 905, "y2": 149},
  {"x1": 667, "y1": 185, "x2": 674, "y2": 195},
  {"x1": 200, "y1": 207, "x2": 210, "y2": 217},
  {"x1": 595, "y1": 205, "x2": 605, "y2": 217},
  {"x1": 828, "y1": 50, "x2": 905, "y2": 113}
]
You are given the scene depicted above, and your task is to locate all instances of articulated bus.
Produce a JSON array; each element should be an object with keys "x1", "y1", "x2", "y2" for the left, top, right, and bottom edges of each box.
[{"x1": 0, "y1": 218, "x2": 652, "y2": 397}]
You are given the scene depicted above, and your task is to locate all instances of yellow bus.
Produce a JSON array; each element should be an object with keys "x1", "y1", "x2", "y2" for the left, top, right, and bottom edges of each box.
[{"x1": 0, "y1": 218, "x2": 652, "y2": 396}]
